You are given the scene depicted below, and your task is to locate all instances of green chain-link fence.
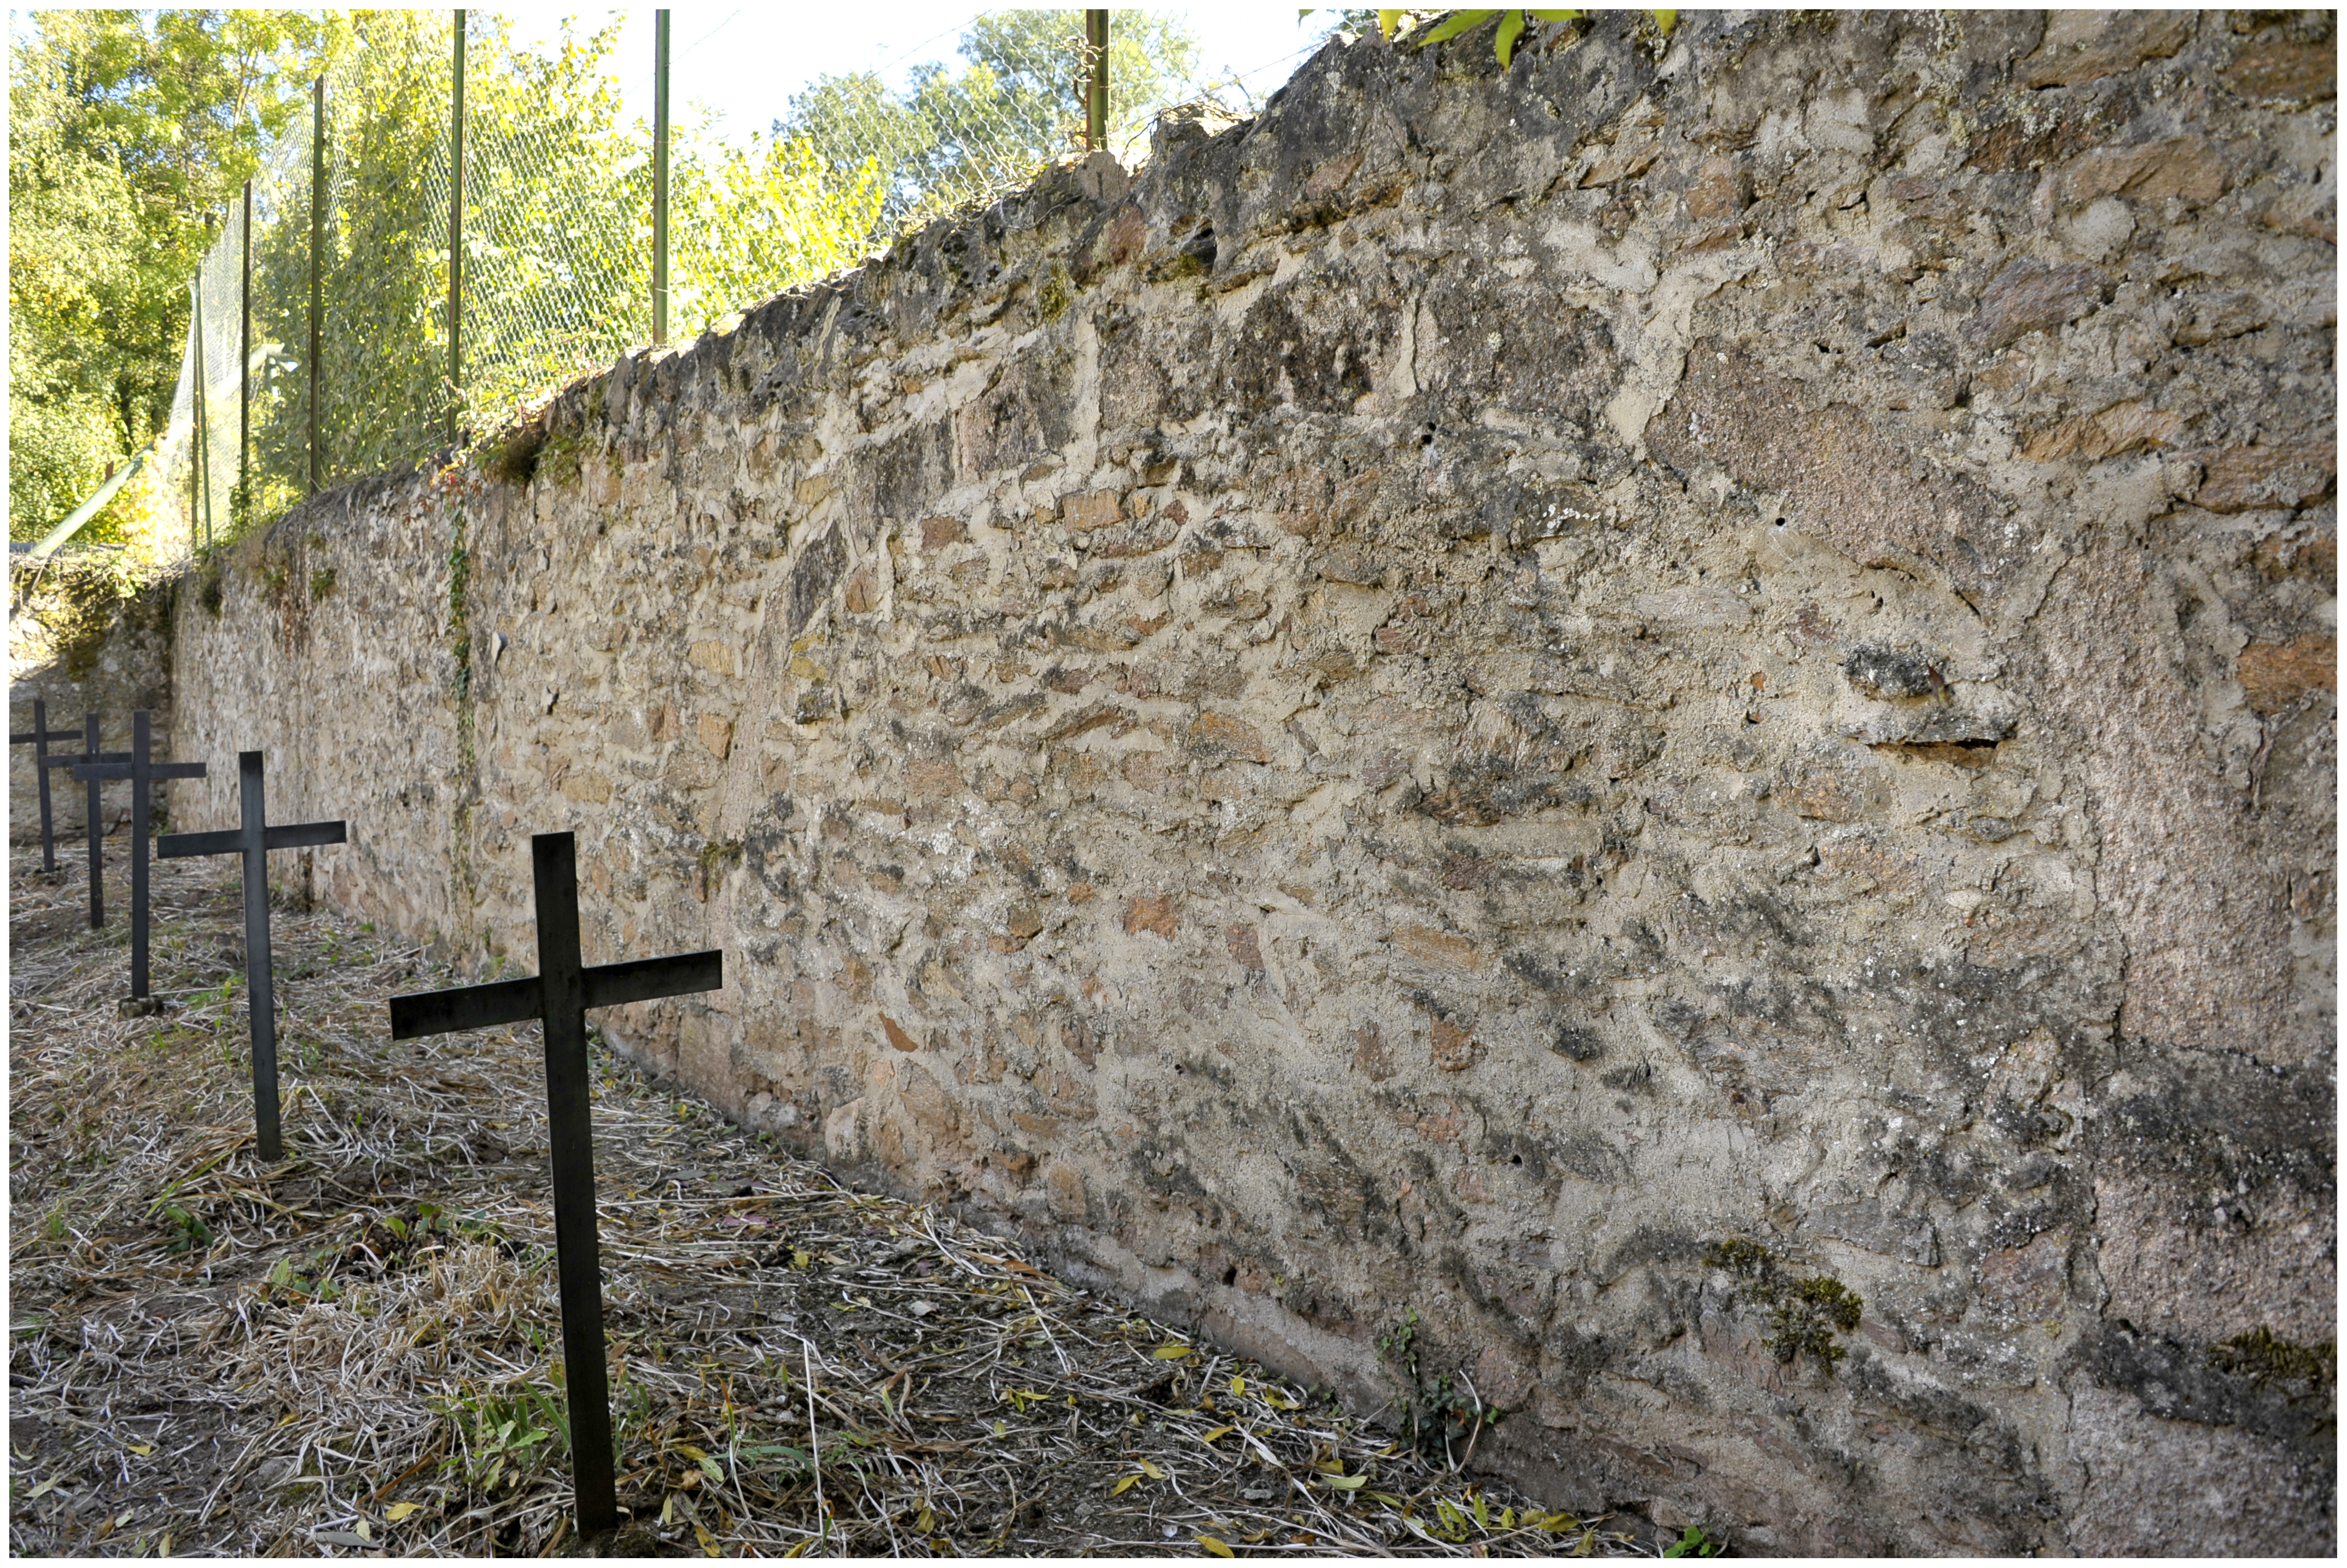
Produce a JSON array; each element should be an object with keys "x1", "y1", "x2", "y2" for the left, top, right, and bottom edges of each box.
[{"x1": 110, "y1": 7, "x2": 1259, "y2": 569}]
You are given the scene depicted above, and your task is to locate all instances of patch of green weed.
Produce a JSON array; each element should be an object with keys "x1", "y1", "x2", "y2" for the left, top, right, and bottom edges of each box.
[{"x1": 1706, "y1": 1238, "x2": 1862, "y2": 1369}]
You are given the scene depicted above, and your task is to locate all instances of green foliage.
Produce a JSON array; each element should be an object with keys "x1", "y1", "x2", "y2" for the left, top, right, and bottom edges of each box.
[
  {"x1": 667, "y1": 122, "x2": 887, "y2": 340},
  {"x1": 1705, "y1": 1238, "x2": 1863, "y2": 1370},
  {"x1": 9, "y1": 9, "x2": 335, "y2": 543},
  {"x1": 156, "y1": 1200, "x2": 213, "y2": 1255},
  {"x1": 781, "y1": 10, "x2": 1215, "y2": 231},
  {"x1": 1376, "y1": 7, "x2": 1678, "y2": 65},
  {"x1": 1664, "y1": 1524, "x2": 1725, "y2": 1557},
  {"x1": 1374, "y1": 1307, "x2": 1498, "y2": 1460},
  {"x1": 439, "y1": 1383, "x2": 572, "y2": 1494}
]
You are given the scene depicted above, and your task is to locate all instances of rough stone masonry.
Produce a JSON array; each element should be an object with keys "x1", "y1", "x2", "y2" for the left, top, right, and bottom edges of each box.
[{"x1": 147, "y1": 11, "x2": 2339, "y2": 1554}]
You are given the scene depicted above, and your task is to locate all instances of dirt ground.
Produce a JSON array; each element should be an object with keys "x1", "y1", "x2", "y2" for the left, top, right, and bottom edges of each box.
[{"x1": 8, "y1": 840, "x2": 1662, "y2": 1558}]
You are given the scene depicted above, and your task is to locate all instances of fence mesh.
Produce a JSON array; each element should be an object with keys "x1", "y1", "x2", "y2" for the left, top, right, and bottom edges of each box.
[{"x1": 116, "y1": 8, "x2": 1290, "y2": 566}]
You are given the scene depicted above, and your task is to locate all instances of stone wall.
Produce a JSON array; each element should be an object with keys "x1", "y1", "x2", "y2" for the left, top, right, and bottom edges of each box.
[
  {"x1": 162, "y1": 13, "x2": 2334, "y2": 1553},
  {"x1": 9, "y1": 560, "x2": 179, "y2": 843}
]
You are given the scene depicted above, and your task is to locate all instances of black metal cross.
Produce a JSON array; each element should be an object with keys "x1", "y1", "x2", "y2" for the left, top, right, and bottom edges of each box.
[
  {"x1": 158, "y1": 751, "x2": 346, "y2": 1161},
  {"x1": 73, "y1": 711, "x2": 206, "y2": 1001},
  {"x1": 8, "y1": 696, "x2": 79, "y2": 872},
  {"x1": 388, "y1": 832, "x2": 723, "y2": 1538},
  {"x1": 42, "y1": 712, "x2": 131, "y2": 927}
]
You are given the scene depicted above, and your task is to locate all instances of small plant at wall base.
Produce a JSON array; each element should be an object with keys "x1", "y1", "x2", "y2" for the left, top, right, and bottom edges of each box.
[
  {"x1": 1706, "y1": 1238, "x2": 1863, "y2": 1369},
  {"x1": 1376, "y1": 1307, "x2": 1499, "y2": 1462},
  {"x1": 1664, "y1": 1524, "x2": 1725, "y2": 1558}
]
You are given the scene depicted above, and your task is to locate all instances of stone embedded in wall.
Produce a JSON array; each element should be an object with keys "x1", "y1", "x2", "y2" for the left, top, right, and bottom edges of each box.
[{"x1": 160, "y1": 10, "x2": 2333, "y2": 1556}]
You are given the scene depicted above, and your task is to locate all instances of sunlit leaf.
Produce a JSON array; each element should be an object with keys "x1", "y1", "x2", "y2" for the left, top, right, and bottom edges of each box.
[
  {"x1": 1418, "y1": 9, "x2": 1499, "y2": 45},
  {"x1": 1495, "y1": 8, "x2": 1525, "y2": 65}
]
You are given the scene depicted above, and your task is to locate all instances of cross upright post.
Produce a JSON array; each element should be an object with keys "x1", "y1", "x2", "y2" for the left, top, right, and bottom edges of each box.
[
  {"x1": 9, "y1": 696, "x2": 79, "y2": 872},
  {"x1": 73, "y1": 711, "x2": 206, "y2": 1000},
  {"x1": 158, "y1": 751, "x2": 346, "y2": 1161},
  {"x1": 41, "y1": 713, "x2": 131, "y2": 927},
  {"x1": 389, "y1": 831, "x2": 723, "y2": 1538}
]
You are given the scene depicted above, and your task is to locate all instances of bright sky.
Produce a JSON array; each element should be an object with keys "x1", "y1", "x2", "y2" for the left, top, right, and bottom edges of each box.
[{"x1": 501, "y1": 7, "x2": 1339, "y2": 142}]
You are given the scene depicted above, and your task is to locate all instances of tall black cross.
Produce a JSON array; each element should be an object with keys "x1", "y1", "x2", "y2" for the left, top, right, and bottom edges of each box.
[
  {"x1": 9, "y1": 696, "x2": 79, "y2": 872},
  {"x1": 42, "y1": 712, "x2": 131, "y2": 927},
  {"x1": 73, "y1": 712, "x2": 206, "y2": 1001},
  {"x1": 158, "y1": 751, "x2": 346, "y2": 1161},
  {"x1": 389, "y1": 832, "x2": 723, "y2": 1537}
]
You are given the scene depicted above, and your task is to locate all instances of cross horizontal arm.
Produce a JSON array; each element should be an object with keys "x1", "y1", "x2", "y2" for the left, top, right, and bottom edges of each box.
[
  {"x1": 389, "y1": 976, "x2": 545, "y2": 1040},
  {"x1": 73, "y1": 760, "x2": 208, "y2": 782},
  {"x1": 156, "y1": 829, "x2": 243, "y2": 859},
  {"x1": 44, "y1": 750, "x2": 131, "y2": 768},
  {"x1": 9, "y1": 729, "x2": 78, "y2": 744},
  {"x1": 583, "y1": 949, "x2": 724, "y2": 1011},
  {"x1": 265, "y1": 820, "x2": 346, "y2": 850}
]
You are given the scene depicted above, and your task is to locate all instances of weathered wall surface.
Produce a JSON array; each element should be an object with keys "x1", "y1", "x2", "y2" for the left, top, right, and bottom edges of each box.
[
  {"x1": 167, "y1": 12, "x2": 2335, "y2": 1553},
  {"x1": 9, "y1": 563, "x2": 180, "y2": 842}
]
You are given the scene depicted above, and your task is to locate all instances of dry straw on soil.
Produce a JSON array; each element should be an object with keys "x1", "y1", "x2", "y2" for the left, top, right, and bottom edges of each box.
[{"x1": 10, "y1": 843, "x2": 1647, "y2": 1557}]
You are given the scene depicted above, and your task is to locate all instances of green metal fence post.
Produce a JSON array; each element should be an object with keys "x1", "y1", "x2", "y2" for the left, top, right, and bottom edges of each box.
[
  {"x1": 447, "y1": 9, "x2": 467, "y2": 447},
  {"x1": 310, "y1": 75, "x2": 325, "y2": 494},
  {"x1": 193, "y1": 276, "x2": 214, "y2": 550},
  {"x1": 653, "y1": 9, "x2": 671, "y2": 346},
  {"x1": 1086, "y1": 10, "x2": 1109, "y2": 151},
  {"x1": 240, "y1": 177, "x2": 252, "y2": 531}
]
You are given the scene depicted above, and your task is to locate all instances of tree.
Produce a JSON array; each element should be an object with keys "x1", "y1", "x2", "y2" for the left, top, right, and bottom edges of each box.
[
  {"x1": 9, "y1": 9, "x2": 332, "y2": 543},
  {"x1": 781, "y1": 10, "x2": 1216, "y2": 233}
]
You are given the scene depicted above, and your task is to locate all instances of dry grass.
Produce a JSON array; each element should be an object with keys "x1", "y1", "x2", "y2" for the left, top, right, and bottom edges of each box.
[{"x1": 9, "y1": 842, "x2": 1647, "y2": 1558}]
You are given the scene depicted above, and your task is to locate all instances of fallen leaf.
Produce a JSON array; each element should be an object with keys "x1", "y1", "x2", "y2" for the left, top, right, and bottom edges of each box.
[
  {"x1": 1138, "y1": 1458, "x2": 1166, "y2": 1480},
  {"x1": 1111, "y1": 1474, "x2": 1140, "y2": 1496},
  {"x1": 1199, "y1": 1425, "x2": 1235, "y2": 1443},
  {"x1": 125, "y1": 1444, "x2": 152, "y2": 1458},
  {"x1": 697, "y1": 1523, "x2": 720, "y2": 1557},
  {"x1": 1199, "y1": 1535, "x2": 1234, "y2": 1558},
  {"x1": 1323, "y1": 1474, "x2": 1366, "y2": 1491},
  {"x1": 383, "y1": 1502, "x2": 425, "y2": 1523},
  {"x1": 1152, "y1": 1344, "x2": 1192, "y2": 1360}
]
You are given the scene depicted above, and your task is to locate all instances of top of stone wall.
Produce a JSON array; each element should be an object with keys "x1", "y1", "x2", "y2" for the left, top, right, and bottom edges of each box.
[{"x1": 519, "y1": 9, "x2": 2330, "y2": 474}]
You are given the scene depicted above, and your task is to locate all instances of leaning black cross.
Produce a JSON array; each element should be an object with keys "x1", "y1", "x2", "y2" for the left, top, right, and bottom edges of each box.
[
  {"x1": 74, "y1": 712, "x2": 206, "y2": 1001},
  {"x1": 8, "y1": 696, "x2": 80, "y2": 872},
  {"x1": 158, "y1": 751, "x2": 346, "y2": 1161},
  {"x1": 389, "y1": 831, "x2": 723, "y2": 1537},
  {"x1": 42, "y1": 712, "x2": 131, "y2": 927}
]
